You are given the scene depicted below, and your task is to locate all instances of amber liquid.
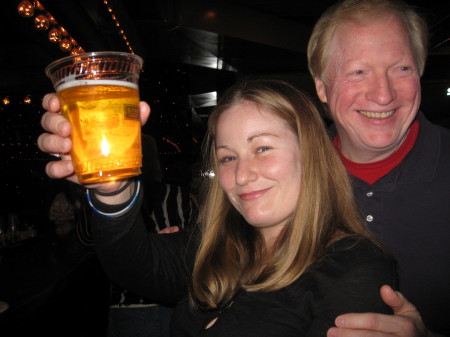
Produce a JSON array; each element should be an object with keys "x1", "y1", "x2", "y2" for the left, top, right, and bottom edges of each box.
[{"x1": 58, "y1": 80, "x2": 142, "y2": 183}]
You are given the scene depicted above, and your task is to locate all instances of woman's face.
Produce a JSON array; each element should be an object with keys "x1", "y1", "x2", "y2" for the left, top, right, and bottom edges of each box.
[{"x1": 215, "y1": 101, "x2": 301, "y2": 245}]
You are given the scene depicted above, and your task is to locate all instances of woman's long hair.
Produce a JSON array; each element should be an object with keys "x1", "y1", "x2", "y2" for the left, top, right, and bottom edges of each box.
[{"x1": 191, "y1": 78, "x2": 378, "y2": 309}]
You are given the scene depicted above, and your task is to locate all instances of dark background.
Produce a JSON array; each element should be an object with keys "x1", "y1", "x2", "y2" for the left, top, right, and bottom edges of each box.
[{"x1": 0, "y1": 1, "x2": 448, "y2": 334}]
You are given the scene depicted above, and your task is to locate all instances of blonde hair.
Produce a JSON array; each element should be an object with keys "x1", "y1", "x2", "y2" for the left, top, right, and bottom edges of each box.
[
  {"x1": 191, "y1": 78, "x2": 378, "y2": 309},
  {"x1": 307, "y1": 0, "x2": 429, "y2": 80}
]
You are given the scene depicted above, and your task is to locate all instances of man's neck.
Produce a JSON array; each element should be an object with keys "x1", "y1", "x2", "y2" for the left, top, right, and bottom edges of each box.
[
  {"x1": 338, "y1": 132, "x2": 411, "y2": 164},
  {"x1": 333, "y1": 120, "x2": 420, "y2": 184},
  {"x1": 339, "y1": 144, "x2": 399, "y2": 164}
]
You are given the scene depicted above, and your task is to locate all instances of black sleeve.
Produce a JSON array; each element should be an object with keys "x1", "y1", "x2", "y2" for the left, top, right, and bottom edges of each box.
[
  {"x1": 306, "y1": 241, "x2": 397, "y2": 336},
  {"x1": 90, "y1": 185, "x2": 199, "y2": 305}
]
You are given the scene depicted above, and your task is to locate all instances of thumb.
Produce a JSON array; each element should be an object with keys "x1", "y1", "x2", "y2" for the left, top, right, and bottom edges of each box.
[
  {"x1": 380, "y1": 285, "x2": 414, "y2": 315},
  {"x1": 380, "y1": 285, "x2": 429, "y2": 335},
  {"x1": 139, "y1": 101, "x2": 150, "y2": 126}
]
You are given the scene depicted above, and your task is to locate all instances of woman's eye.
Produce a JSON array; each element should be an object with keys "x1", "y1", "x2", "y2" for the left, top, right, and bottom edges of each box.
[
  {"x1": 256, "y1": 146, "x2": 271, "y2": 153},
  {"x1": 220, "y1": 156, "x2": 235, "y2": 163}
]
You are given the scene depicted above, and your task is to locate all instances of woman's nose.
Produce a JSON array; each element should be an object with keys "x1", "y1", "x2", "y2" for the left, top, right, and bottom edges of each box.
[{"x1": 235, "y1": 158, "x2": 258, "y2": 185}]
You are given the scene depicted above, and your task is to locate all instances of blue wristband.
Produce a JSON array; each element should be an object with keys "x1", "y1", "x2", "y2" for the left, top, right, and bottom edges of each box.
[{"x1": 86, "y1": 179, "x2": 141, "y2": 218}]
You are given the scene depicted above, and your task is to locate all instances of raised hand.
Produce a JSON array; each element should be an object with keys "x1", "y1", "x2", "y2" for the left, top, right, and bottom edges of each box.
[{"x1": 37, "y1": 93, "x2": 151, "y2": 195}]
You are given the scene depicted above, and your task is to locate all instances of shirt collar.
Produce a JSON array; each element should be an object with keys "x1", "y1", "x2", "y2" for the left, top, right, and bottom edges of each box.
[{"x1": 328, "y1": 111, "x2": 440, "y2": 184}]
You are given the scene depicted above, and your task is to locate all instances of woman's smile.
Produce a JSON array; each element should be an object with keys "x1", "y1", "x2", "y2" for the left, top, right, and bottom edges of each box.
[{"x1": 239, "y1": 187, "x2": 272, "y2": 201}]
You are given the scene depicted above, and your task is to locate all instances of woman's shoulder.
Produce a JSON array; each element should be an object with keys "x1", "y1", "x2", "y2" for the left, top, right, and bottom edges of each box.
[
  {"x1": 314, "y1": 235, "x2": 396, "y2": 282},
  {"x1": 326, "y1": 235, "x2": 389, "y2": 259},
  {"x1": 287, "y1": 237, "x2": 396, "y2": 335},
  {"x1": 286, "y1": 235, "x2": 396, "y2": 293}
]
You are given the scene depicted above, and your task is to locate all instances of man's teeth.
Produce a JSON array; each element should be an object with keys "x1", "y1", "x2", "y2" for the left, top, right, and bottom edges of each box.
[{"x1": 358, "y1": 110, "x2": 395, "y2": 118}]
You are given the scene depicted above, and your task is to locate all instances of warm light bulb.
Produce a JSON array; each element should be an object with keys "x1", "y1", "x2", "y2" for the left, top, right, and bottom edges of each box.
[
  {"x1": 23, "y1": 95, "x2": 32, "y2": 104},
  {"x1": 34, "y1": 14, "x2": 49, "y2": 30},
  {"x1": 70, "y1": 46, "x2": 84, "y2": 55},
  {"x1": 2, "y1": 97, "x2": 10, "y2": 105},
  {"x1": 17, "y1": 0, "x2": 34, "y2": 17},
  {"x1": 48, "y1": 27, "x2": 62, "y2": 43},
  {"x1": 59, "y1": 38, "x2": 72, "y2": 52}
]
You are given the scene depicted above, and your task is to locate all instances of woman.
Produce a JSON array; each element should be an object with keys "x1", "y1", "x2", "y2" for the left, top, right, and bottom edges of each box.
[{"x1": 38, "y1": 78, "x2": 397, "y2": 336}]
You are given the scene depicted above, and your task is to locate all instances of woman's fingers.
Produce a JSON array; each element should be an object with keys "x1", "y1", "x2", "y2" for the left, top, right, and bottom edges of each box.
[
  {"x1": 45, "y1": 160, "x2": 78, "y2": 182},
  {"x1": 42, "y1": 93, "x2": 61, "y2": 112},
  {"x1": 40, "y1": 111, "x2": 71, "y2": 137},
  {"x1": 37, "y1": 131, "x2": 72, "y2": 155}
]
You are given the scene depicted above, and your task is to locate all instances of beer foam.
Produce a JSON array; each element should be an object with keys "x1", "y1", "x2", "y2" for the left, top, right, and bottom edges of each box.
[{"x1": 57, "y1": 79, "x2": 138, "y2": 92}]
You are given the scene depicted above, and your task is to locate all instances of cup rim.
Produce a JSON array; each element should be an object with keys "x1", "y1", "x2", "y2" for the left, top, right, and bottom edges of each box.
[{"x1": 45, "y1": 51, "x2": 144, "y2": 78}]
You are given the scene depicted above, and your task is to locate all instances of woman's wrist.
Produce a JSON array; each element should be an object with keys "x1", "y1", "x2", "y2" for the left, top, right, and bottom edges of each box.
[
  {"x1": 92, "y1": 179, "x2": 135, "y2": 205},
  {"x1": 86, "y1": 179, "x2": 141, "y2": 218}
]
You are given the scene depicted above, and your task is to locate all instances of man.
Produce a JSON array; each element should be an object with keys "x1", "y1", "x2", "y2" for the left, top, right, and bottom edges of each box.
[{"x1": 307, "y1": 0, "x2": 450, "y2": 336}]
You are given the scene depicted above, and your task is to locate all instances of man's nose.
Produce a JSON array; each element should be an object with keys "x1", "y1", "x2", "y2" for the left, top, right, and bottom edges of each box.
[{"x1": 366, "y1": 73, "x2": 397, "y2": 105}]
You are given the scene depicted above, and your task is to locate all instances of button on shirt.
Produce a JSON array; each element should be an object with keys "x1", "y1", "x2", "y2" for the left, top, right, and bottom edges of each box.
[{"x1": 364, "y1": 192, "x2": 375, "y2": 222}]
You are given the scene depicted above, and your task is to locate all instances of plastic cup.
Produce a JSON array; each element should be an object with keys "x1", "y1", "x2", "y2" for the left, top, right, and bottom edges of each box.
[{"x1": 45, "y1": 51, "x2": 144, "y2": 184}]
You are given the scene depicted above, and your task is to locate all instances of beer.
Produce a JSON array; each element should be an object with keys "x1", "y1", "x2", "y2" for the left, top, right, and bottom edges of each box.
[
  {"x1": 46, "y1": 51, "x2": 144, "y2": 183},
  {"x1": 58, "y1": 79, "x2": 142, "y2": 183}
]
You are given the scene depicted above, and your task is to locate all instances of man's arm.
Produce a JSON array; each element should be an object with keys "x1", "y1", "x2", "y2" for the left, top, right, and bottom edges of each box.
[{"x1": 327, "y1": 285, "x2": 445, "y2": 337}]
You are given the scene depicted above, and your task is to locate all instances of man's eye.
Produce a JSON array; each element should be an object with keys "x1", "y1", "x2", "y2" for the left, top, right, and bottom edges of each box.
[
  {"x1": 399, "y1": 66, "x2": 410, "y2": 71},
  {"x1": 352, "y1": 70, "x2": 364, "y2": 75}
]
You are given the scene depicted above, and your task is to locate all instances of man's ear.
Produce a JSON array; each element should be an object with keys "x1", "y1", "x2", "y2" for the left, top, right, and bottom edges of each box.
[{"x1": 314, "y1": 77, "x2": 328, "y2": 103}]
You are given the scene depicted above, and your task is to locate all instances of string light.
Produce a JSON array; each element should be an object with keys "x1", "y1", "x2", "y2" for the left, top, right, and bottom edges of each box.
[
  {"x1": 59, "y1": 37, "x2": 73, "y2": 52},
  {"x1": 103, "y1": 0, "x2": 135, "y2": 54},
  {"x1": 17, "y1": 0, "x2": 85, "y2": 54},
  {"x1": 48, "y1": 27, "x2": 62, "y2": 43},
  {"x1": 0, "y1": 94, "x2": 39, "y2": 105},
  {"x1": 34, "y1": 14, "x2": 49, "y2": 30},
  {"x1": 23, "y1": 95, "x2": 32, "y2": 104},
  {"x1": 17, "y1": 0, "x2": 34, "y2": 17}
]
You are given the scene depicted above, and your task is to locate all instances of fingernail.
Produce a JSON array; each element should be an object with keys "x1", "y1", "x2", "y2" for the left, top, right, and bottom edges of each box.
[
  {"x1": 57, "y1": 120, "x2": 65, "y2": 134},
  {"x1": 335, "y1": 316, "x2": 344, "y2": 327},
  {"x1": 63, "y1": 138, "x2": 71, "y2": 149},
  {"x1": 64, "y1": 161, "x2": 73, "y2": 172}
]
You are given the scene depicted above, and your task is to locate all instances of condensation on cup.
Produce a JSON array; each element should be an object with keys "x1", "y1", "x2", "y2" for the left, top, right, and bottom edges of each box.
[{"x1": 45, "y1": 51, "x2": 144, "y2": 184}]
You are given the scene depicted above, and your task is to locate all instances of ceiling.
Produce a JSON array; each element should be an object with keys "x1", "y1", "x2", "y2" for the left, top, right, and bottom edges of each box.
[{"x1": 1, "y1": 0, "x2": 449, "y2": 124}]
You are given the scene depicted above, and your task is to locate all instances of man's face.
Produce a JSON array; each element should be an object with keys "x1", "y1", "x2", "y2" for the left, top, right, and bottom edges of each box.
[{"x1": 314, "y1": 15, "x2": 421, "y2": 163}]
